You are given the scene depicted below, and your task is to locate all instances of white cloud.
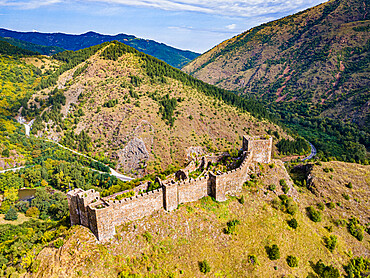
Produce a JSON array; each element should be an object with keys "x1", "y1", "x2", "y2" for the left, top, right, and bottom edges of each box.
[
  {"x1": 226, "y1": 24, "x2": 236, "y2": 30},
  {"x1": 87, "y1": 0, "x2": 326, "y2": 17},
  {"x1": 0, "y1": 0, "x2": 327, "y2": 17},
  {"x1": 0, "y1": 0, "x2": 61, "y2": 9}
]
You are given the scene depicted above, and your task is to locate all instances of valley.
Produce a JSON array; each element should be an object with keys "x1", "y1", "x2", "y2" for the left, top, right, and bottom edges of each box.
[{"x1": 0, "y1": 0, "x2": 369, "y2": 276}]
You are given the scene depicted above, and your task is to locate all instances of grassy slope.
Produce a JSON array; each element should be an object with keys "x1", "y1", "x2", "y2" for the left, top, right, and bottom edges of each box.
[
  {"x1": 31, "y1": 45, "x2": 286, "y2": 177},
  {"x1": 183, "y1": 0, "x2": 370, "y2": 128},
  {"x1": 32, "y1": 160, "x2": 369, "y2": 277}
]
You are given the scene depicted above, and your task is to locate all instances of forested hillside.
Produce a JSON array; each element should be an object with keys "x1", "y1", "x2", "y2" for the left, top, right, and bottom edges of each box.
[
  {"x1": 183, "y1": 0, "x2": 370, "y2": 163},
  {"x1": 0, "y1": 36, "x2": 65, "y2": 55},
  {"x1": 20, "y1": 41, "x2": 288, "y2": 178},
  {"x1": 0, "y1": 29, "x2": 199, "y2": 68}
]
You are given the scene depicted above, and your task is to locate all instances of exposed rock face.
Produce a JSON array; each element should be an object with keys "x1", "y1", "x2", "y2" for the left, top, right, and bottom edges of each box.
[{"x1": 117, "y1": 137, "x2": 149, "y2": 174}]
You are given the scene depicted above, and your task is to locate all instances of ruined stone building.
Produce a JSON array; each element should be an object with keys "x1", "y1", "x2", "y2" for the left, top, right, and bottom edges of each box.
[{"x1": 67, "y1": 136, "x2": 273, "y2": 241}]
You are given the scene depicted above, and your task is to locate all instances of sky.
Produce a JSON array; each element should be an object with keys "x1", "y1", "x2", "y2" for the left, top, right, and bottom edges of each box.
[{"x1": 0, "y1": 0, "x2": 327, "y2": 53}]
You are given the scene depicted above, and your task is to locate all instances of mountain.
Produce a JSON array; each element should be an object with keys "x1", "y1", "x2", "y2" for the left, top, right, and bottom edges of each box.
[
  {"x1": 0, "y1": 28, "x2": 199, "y2": 68},
  {"x1": 0, "y1": 36, "x2": 65, "y2": 55},
  {"x1": 183, "y1": 0, "x2": 370, "y2": 162},
  {"x1": 19, "y1": 41, "x2": 286, "y2": 178}
]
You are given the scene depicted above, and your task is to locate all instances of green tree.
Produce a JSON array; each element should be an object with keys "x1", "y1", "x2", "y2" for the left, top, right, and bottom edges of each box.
[
  {"x1": 266, "y1": 244, "x2": 280, "y2": 260},
  {"x1": 4, "y1": 207, "x2": 18, "y2": 221}
]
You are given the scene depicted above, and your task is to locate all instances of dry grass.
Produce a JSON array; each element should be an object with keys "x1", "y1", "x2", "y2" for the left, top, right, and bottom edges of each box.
[
  {"x1": 36, "y1": 51, "x2": 288, "y2": 177},
  {"x1": 33, "y1": 161, "x2": 369, "y2": 278}
]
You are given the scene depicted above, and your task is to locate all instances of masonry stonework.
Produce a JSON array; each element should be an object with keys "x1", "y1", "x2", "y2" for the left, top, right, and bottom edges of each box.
[{"x1": 67, "y1": 136, "x2": 272, "y2": 241}]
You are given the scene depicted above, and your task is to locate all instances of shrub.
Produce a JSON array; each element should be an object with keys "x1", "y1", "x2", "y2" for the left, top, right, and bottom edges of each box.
[
  {"x1": 287, "y1": 218, "x2": 298, "y2": 229},
  {"x1": 248, "y1": 255, "x2": 259, "y2": 266},
  {"x1": 268, "y1": 184, "x2": 276, "y2": 191},
  {"x1": 4, "y1": 207, "x2": 18, "y2": 221},
  {"x1": 15, "y1": 201, "x2": 29, "y2": 213},
  {"x1": 272, "y1": 195, "x2": 298, "y2": 215},
  {"x1": 26, "y1": 207, "x2": 40, "y2": 218},
  {"x1": 333, "y1": 219, "x2": 346, "y2": 227},
  {"x1": 280, "y1": 179, "x2": 289, "y2": 193},
  {"x1": 342, "y1": 193, "x2": 350, "y2": 200},
  {"x1": 224, "y1": 219, "x2": 240, "y2": 234},
  {"x1": 54, "y1": 238, "x2": 64, "y2": 248},
  {"x1": 266, "y1": 244, "x2": 280, "y2": 260},
  {"x1": 199, "y1": 260, "x2": 211, "y2": 274},
  {"x1": 346, "y1": 182, "x2": 353, "y2": 189},
  {"x1": 317, "y1": 202, "x2": 325, "y2": 211},
  {"x1": 239, "y1": 196, "x2": 245, "y2": 204},
  {"x1": 1, "y1": 149, "x2": 10, "y2": 157},
  {"x1": 286, "y1": 255, "x2": 298, "y2": 267},
  {"x1": 323, "y1": 235, "x2": 337, "y2": 252},
  {"x1": 307, "y1": 206, "x2": 322, "y2": 222},
  {"x1": 312, "y1": 260, "x2": 340, "y2": 278},
  {"x1": 327, "y1": 202, "x2": 335, "y2": 209},
  {"x1": 324, "y1": 226, "x2": 333, "y2": 232},
  {"x1": 347, "y1": 217, "x2": 364, "y2": 241},
  {"x1": 343, "y1": 256, "x2": 370, "y2": 278},
  {"x1": 142, "y1": 231, "x2": 153, "y2": 242}
]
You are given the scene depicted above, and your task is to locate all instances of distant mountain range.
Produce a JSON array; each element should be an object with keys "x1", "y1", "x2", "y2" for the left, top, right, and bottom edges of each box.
[{"x1": 0, "y1": 28, "x2": 199, "y2": 68}]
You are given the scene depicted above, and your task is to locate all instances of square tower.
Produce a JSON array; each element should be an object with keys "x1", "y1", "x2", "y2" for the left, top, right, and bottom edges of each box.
[{"x1": 243, "y1": 135, "x2": 272, "y2": 163}]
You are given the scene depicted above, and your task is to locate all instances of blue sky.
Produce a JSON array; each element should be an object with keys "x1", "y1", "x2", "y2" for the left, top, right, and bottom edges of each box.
[{"x1": 0, "y1": 0, "x2": 327, "y2": 53}]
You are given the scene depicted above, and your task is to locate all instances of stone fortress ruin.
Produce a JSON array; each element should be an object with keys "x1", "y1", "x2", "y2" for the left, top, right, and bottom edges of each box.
[{"x1": 67, "y1": 136, "x2": 273, "y2": 241}]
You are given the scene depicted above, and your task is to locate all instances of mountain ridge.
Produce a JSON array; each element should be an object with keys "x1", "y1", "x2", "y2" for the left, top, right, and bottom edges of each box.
[
  {"x1": 183, "y1": 0, "x2": 370, "y2": 163},
  {"x1": 20, "y1": 41, "x2": 287, "y2": 178},
  {"x1": 0, "y1": 28, "x2": 199, "y2": 68}
]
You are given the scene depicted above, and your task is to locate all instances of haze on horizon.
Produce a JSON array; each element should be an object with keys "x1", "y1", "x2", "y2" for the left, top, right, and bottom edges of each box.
[{"x1": 0, "y1": 0, "x2": 327, "y2": 53}]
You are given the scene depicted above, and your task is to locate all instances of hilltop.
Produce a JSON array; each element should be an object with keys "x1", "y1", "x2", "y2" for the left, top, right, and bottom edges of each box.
[
  {"x1": 183, "y1": 0, "x2": 369, "y2": 162},
  {"x1": 29, "y1": 160, "x2": 370, "y2": 277},
  {"x1": 16, "y1": 41, "x2": 287, "y2": 178},
  {"x1": 0, "y1": 29, "x2": 199, "y2": 68}
]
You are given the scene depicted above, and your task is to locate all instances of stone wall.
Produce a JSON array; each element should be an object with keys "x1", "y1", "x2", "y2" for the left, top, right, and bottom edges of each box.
[
  {"x1": 243, "y1": 135, "x2": 272, "y2": 163},
  {"x1": 177, "y1": 176, "x2": 209, "y2": 204},
  {"x1": 67, "y1": 136, "x2": 272, "y2": 241},
  {"x1": 212, "y1": 150, "x2": 253, "y2": 202}
]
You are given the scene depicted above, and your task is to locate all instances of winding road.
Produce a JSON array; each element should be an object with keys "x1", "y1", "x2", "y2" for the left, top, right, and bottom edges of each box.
[
  {"x1": 301, "y1": 141, "x2": 317, "y2": 161},
  {"x1": 7, "y1": 117, "x2": 133, "y2": 182}
]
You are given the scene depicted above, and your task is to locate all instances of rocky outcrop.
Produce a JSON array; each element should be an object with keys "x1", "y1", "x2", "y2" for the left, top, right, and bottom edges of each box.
[{"x1": 116, "y1": 137, "x2": 149, "y2": 174}]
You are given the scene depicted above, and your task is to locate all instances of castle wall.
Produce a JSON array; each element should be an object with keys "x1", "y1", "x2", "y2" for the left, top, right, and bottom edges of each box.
[
  {"x1": 110, "y1": 188, "x2": 163, "y2": 225},
  {"x1": 177, "y1": 176, "x2": 208, "y2": 204},
  {"x1": 163, "y1": 183, "x2": 178, "y2": 211},
  {"x1": 67, "y1": 135, "x2": 272, "y2": 241},
  {"x1": 76, "y1": 189, "x2": 100, "y2": 227},
  {"x1": 243, "y1": 136, "x2": 272, "y2": 163},
  {"x1": 67, "y1": 188, "x2": 84, "y2": 225},
  {"x1": 210, "y1": 151, "x2": 253, "y2": 202}
]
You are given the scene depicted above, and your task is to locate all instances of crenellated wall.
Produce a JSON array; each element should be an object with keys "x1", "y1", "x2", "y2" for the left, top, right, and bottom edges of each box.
[{"x1": 67, "y1": 136, "x2": 272, "y2": 241}]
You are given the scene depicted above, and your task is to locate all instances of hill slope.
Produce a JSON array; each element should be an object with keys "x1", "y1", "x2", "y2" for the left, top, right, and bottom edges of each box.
[
  {"x1": 0, "y1": 29, "x2": 199, "y2": 68},
  {"x1": 0, "y1": 36, "x2": 65, "y2": 55},
  {"x1": 183, "y1": 0, "x2": 369, "y2": 138},
  {"x1": 21, "y1": 42, "x2": 287, "y2": 178},
  {"x1": 30, "y1": 160, "x2": 370, "y2": 277}
]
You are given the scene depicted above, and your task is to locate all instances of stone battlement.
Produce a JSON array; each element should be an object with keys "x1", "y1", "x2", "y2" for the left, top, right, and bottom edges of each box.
[{"x1": 67, "y1": 136, "x2": 272, "y2": 241}]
